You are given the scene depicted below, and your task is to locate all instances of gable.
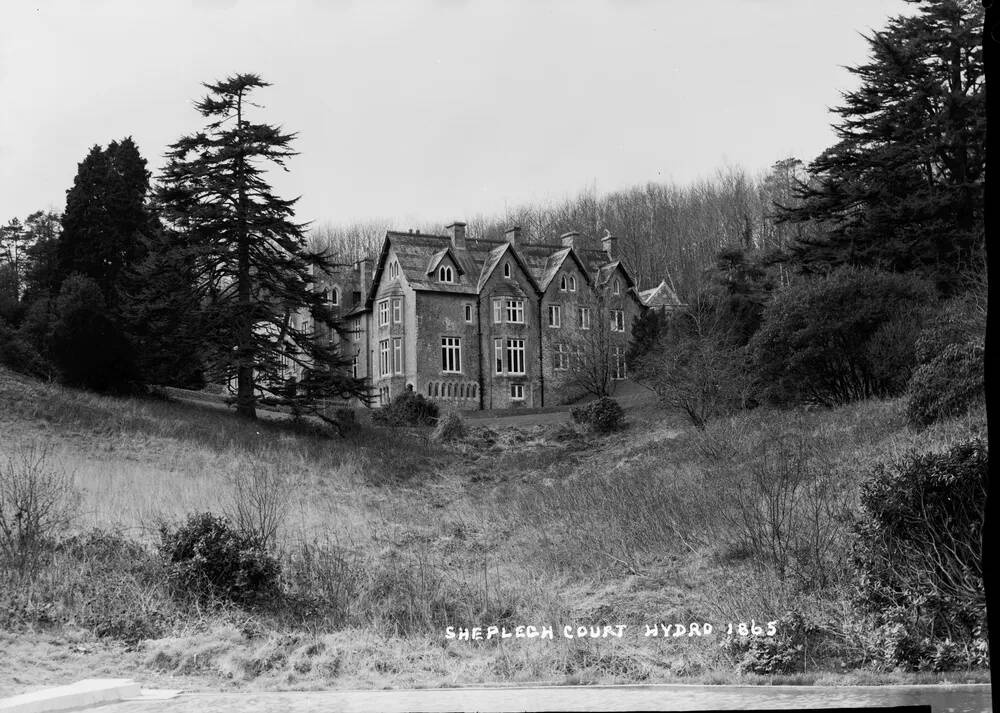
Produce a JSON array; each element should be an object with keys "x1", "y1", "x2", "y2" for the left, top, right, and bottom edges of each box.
[
  {"x1": 426, "y1": 248, "x2": 464, "y2": 278},
  {"x1": 540, "y1": 248, "x2": 591, "y2": 295},
  {"x1": 477, "y1": 243, "x2": 540, "y2": 294}
]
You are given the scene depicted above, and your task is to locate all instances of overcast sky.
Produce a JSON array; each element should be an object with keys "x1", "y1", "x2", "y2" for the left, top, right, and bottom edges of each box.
[{"x1": 1, "y1": 0, "x2": 909, "y2": 230}]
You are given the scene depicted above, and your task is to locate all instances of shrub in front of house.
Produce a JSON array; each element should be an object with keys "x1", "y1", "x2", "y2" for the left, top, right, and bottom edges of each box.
[
  {"x1": 571, "y1": 397, "x2": 625, "y2": 433},
  {"x1": 159, "y1": 512, "x2": 280, "y2": 606},
  {"x1": 906, "y1": 342, "x2": 984, "y2": 428},
  {"x1": 913, "y1": 297, "x2": 983, "y2": 366},
  {"x1": 371, "y1": 389, "x2": 439, "y2": 427},
  {"x1": 851, "y1": 439, "x2": 987, "y2": 669},
  {"x1": 750, "y1": 267, "x2": 933, "y2": 406}
]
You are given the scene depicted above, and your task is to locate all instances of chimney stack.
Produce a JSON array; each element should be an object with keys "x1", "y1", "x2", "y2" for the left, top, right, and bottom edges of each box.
[
  {"x1": 561, "y1": 231, "x2": 579, "y2": 249},
  {"x1": 355, "y1": 257, "x2": 373, "y2": 304},
  {"x1": 601, "y1": 231, "x2": 618, "y2": 261},
  {"x1": 447, "y1": 221, "x2": 467, "y2": 250},
  {"x1": 504, "y1": 226, "x2": 521, "y2": 248}
]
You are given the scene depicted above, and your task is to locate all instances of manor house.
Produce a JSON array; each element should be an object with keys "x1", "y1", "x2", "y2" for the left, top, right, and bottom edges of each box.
[{"x1": 307, "y1": 222, "x2": 679, "y2": 410}]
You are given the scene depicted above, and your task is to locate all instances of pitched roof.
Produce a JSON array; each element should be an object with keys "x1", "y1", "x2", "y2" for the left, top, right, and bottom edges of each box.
[
  {"x1": 368, "y1": 232, "x2": 477, "y2": 305},
  {"x1": 639, "y1": 280, "x2": 683, "y2": 308},
  {"x1": 516, "y1": 244, "x2": 593, "y2": 291},
  {"x1": 366, "y1": 228, "x2": 649, "y2": 306}
]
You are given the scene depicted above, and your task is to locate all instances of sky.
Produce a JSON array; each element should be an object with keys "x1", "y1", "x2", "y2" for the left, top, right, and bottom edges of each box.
[{"x1": 0, "y1": 0, "x2": 910, "y2": 230}]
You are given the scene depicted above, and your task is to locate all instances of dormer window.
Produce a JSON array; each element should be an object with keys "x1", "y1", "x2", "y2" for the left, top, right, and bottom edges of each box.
[
  {"x1": 504, "y1": 262, "x2": 511, "y2": 278},
  {"x1": 438, "y1": 265, "x2": 454, "y2": 283},
  {"x1": 389, "y1": 261, "x2": 400, "y2": 280},
  {"x1": 330, "y1": 286, "x2": 340, "y2": 306},
  {"x1": 560, "y1": 273, "x2": 577, "y2": 292},
  {"x1": 612, "y1": 278, "x2": 621, "y2": 295}
]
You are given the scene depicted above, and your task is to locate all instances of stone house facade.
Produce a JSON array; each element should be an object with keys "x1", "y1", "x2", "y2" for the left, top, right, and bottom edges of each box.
[{"x1": 309, "y1": 222, "x2": 678, "y2": 410}]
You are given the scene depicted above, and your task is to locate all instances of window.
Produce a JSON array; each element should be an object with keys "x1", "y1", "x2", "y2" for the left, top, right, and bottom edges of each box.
[
  {"x1": 505, "y1": 299, "x2": 524, "y2": 324},
  {"x1": 503, "y1": 261, "x2": 511, "y2": 278},
  {"x1": 560, "y1": 273, "x2": 577, "y2": 292},
  {"x1": 352, "y1": 290, "x2": 361, "y2": 305},
  {"x1": 379, "y1": 340, "x2": 390, "y2": 376},
  {"x1": 351, "y1": 353, "x2": 358, "y2": 379},
  {"x1": 579, "y1": 307, "x2": 591, "y2": 330},
  {"x1": 378, "y1": 299, "x2": 389, "y2": 327},
  {"x1": 506, "y1": 339, "x2": 525, "y2": 374},
  {"x1": 389, "y1": 261, "x2": 400, "y2": 280},
  {"x1": 441, "y1": 337, "x2": 462, "y2": 373},
  {"x1": 613, "y1": 346, "x2": 627, "y2": 380},
  {"x1": 613, "y1": 278, "x2": 621, "y2": 295},
  {"x1": 438, "y1": 265, "x2": 454, "y2": 283},
  {"x1": 548, "y1": 304, "x2": 561, "y2": 328},
  {"x1": 560, "y1": 275, "x2": 567, "y2": 291},
  {"x1": 569, "y1": 275, "x2": 576, "y2": 291},
  {"x1": 464, "y1": 303, "x2": 473, "y2": 322},
  {"x1": 391, "y1": 297, "x2": 402, "y2": 323},
  {"x1": 573, "y1": 346, "x2": 584, "y2": 368},
  {"x1": 492, "y1": 299, "x2": 503, "y2": 323},
  {"x1": 330, "y1": 286, "x2": 340, "y2": 306},
  {"x1": 510, "y1": 383, "x2": 525, "y2": 400},
  {"x1": 392, "y1": 337, "x2": 403, "y2": 374},
  {"x1": 554, "y1": 343, "x2": 569, "y2": 371},
  {"x1": 611, "y1": 309, "x2": 625, "y2": 332},
  {"x1": 494, "y1": 338, "x2": 503, "y2": 374}
]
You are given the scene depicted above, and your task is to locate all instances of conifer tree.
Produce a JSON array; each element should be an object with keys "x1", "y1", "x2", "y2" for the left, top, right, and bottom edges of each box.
[
  {"x1": 158, "y1": 73, "x2": 366, "y2": 419},
  {"x1": 780, "y1": 0, "x2": 984, "y2": 294},
  {"x1": 57, "y1": 138, "x2": 155, "y2": 307}
]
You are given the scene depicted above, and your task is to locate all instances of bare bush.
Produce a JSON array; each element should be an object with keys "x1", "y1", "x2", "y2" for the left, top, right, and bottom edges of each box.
[
  {"x1": 0, "y1": 441, "x2": 79, "y2": 577},
  {"x1": 634, "y1": 295, "x2": 752, "y2": 429},
  {"x1": 227, "y1": 459, "x2": 293, "y2": 551},
  {"x1": 701, "y1": 422, "x2": 852, "y2": 590}
]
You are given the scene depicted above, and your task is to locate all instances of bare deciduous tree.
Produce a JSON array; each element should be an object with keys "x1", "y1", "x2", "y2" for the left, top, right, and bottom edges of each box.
[
  {"x1": 633, "y1": 293, "x2": 751, "y2": 429},
  {"x1": 0, "y1": 441, "x2": 79, "y2": 578}
]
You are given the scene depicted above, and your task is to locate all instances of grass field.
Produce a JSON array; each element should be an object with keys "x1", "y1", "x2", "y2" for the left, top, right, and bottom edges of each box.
[{"x1": 0, "y1": 366, "x2": 988, "y2": 693}]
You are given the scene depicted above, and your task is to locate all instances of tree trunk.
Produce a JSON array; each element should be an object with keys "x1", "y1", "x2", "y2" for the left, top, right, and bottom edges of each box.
[{"x1": 234, "y1": 88, "x2": 256, "y2": 420}]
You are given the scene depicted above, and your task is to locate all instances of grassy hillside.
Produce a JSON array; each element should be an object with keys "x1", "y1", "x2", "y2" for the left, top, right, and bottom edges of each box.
[{"x1": 0, "y1": 367, "x2": 987, "y2": 693}]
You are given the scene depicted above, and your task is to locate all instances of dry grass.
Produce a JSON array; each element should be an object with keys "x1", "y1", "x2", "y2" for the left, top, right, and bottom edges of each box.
[{"x1": 0, "y1": 367, "x2": 987, "y2": 691}]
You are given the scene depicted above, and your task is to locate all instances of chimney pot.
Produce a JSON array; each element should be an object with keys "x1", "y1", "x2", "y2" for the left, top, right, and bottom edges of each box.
[{"x1": 447, "y1": 221, "x2": 467, "y2": 250}]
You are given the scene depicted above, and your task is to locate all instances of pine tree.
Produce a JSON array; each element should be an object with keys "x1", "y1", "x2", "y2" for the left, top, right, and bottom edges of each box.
[
  {"x1": 780, "y1": 0, "x2": 984, "y2": 294},
  {"x1": 158, "y1": 74, "x2": 366, "y2": 419},
  {"x1": 57, "y1": 138, "x2": 155, "y2": 307}
]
